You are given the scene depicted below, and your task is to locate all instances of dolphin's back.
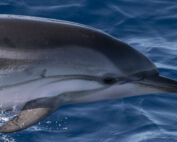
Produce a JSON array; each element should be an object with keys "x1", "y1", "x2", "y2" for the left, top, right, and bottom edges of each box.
[{"x1": 0, "y1": 15, "x2": 158, "y2": 78}]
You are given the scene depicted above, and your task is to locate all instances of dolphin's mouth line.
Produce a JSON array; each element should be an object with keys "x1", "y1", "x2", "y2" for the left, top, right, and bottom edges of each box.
[{"x1": 132, "y1": 76, "x2": 177, "y2": 93}]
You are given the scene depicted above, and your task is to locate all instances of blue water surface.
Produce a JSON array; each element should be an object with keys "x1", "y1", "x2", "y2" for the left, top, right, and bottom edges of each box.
[{"x1": 0, "y1": 0, "x2": 177, "y2": 141}]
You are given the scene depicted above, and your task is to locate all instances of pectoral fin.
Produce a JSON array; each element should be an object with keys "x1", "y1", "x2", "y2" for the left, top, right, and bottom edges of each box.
[{"x1": 0, "y1": 96, "x2": 62, "y2": 133}]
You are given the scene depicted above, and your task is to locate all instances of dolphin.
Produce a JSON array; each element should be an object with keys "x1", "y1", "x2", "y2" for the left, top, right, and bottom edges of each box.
[{"x1": 0, "y1": 15, "x2": 177, "y2": 133}]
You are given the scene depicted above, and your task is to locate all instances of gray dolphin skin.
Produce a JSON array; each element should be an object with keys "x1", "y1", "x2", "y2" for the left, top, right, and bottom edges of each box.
[{"x1": 0, "y1": 15, "x2": 177, "y2": 133}]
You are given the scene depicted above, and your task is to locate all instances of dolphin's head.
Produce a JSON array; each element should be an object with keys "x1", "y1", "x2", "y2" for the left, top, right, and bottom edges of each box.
[{"x1": 67, "y1": 73, "x2": 177, "y2": 104}]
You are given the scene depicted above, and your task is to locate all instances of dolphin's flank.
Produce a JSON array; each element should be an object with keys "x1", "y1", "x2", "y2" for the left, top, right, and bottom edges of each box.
[{"x1": 0, "y1": 14, "x2": 176, "y2": 133}]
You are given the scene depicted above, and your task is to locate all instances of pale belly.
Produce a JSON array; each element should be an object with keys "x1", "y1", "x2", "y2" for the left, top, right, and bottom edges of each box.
[{"x1": 0, "y1": 75, "x2": 104, "y2": 110}]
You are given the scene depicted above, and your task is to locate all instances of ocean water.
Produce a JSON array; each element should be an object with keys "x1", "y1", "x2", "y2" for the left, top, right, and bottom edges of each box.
[{"x1": 0, "y1": 0, "x2": 177, "y2": 142}]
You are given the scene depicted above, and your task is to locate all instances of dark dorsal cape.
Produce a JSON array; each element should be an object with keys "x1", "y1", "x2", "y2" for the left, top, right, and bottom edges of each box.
[{"x1": 0, "y1": 15, "x2": 158, "y2": 78}]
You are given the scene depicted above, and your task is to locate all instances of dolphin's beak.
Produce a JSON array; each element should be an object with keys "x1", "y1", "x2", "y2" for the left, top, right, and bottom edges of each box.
[{"x1": 136, "y1": 75, "x2": 177, "y2": 94}]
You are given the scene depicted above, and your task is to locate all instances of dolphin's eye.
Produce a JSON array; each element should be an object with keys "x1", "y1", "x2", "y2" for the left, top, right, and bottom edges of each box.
[{"x1": 103, "y1": 77, "x2": 117, "y2": 85}]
